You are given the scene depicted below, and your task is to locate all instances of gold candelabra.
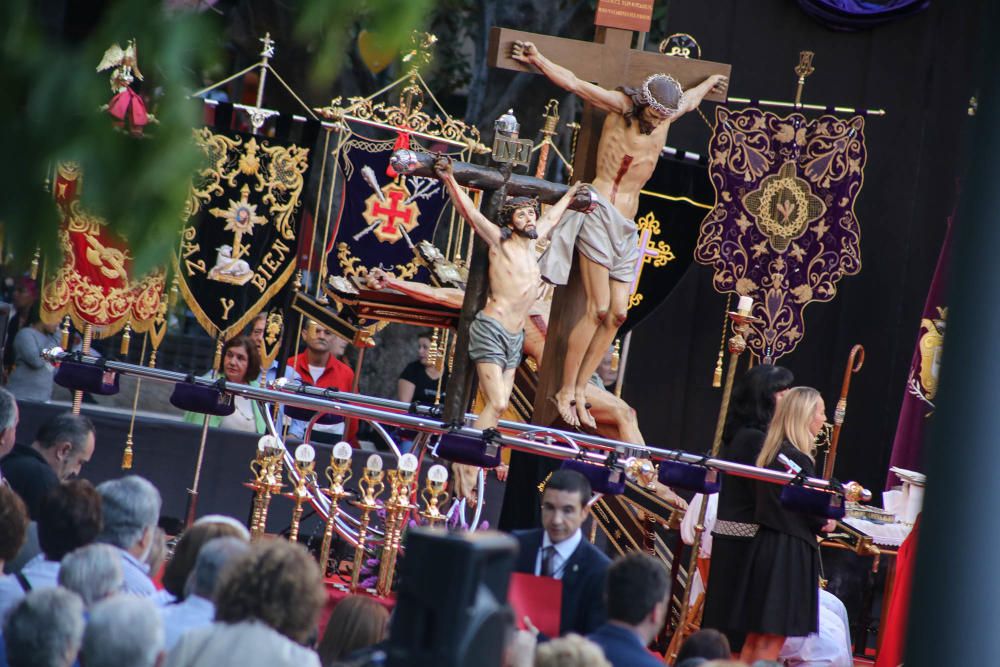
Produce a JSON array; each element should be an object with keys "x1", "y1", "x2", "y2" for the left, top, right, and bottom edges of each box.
[
  {"x1": 287, "y1": 444, "x2": 316, "y2": 544},
  {"x1": 249, "y1": 435, "x2": 285, "y2": 540},
  {"x1": 377, "y1": 453, "x2": 419, "y2": 597},
  {"x1": 318, "y1": 442, "x2": 354, "y2": 578},
  {"x1": 351, "y1": 455, "x2": 385, "y2": 592},
  {"x1": 419, "y1": 464, "x2": 450, "y2": 526}
]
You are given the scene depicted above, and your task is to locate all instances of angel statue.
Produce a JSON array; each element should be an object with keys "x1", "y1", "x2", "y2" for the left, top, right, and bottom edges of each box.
[{"x1": 96, "y1": 39, "x2": 155, "y2": 134}]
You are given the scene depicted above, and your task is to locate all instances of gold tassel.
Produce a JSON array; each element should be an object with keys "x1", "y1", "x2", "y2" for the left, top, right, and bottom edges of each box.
[
  {"x1": 121, "y1": 438, "x2": 134, "y2": 470},
  {"x1": 60, "y1": 316, "x2": 71, "y2": 350},
  {"x1": 712, "y1": 295, "x2": 732, "y2": 388},
  {"x1": 148, "y1": 350, "x2": 157, "y2": 369},
  {"x1": 168, "y1": 275, "x2": 179, "y2": 310},
  {"x1": 610, "y1": 338, "x2": 621, "y2": 373},
  {"x1": 712, "y1": 350, "x2": 724, "y2": 388},
  {"x1": 213, "y1": 338, "x2": 224, "y2": 373},
  {"x1": 29, "y1": 248, "x2": 40, "y2": 281},
  {"x1": 120, "y1": 322, "x2": 132, "y2": 356}
]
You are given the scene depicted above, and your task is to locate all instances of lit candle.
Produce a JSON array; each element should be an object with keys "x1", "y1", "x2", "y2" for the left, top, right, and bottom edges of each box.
[{"x1": 737, "y1": 295, "x2": 753, "y2": 314}]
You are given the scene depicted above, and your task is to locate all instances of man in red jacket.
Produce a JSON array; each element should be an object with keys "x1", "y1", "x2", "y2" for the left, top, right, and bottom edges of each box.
[{"x1": 286, "y1": 320, "x2": 357, "y2": 444}]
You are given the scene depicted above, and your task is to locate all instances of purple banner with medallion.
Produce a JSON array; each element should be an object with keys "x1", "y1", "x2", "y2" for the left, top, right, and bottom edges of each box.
[{"x1": 695, "y1": 107, "x2": 867, "y2": 360}]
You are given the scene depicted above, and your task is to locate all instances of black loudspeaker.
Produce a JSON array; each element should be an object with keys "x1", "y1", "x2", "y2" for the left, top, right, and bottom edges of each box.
[{"x1": 387, "y1": 528, "x2": 518, "y2": 667}]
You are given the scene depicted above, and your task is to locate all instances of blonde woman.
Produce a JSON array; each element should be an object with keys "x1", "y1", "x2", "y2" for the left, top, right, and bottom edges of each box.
[{"x1": 731, "y1": 386, "x2": 836, "y2": 663}]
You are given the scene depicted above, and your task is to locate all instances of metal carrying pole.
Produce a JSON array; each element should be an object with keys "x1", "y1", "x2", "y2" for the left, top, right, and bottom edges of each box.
[{"x1": 41, "y1": 348, "x2": 843, "y2": 492}]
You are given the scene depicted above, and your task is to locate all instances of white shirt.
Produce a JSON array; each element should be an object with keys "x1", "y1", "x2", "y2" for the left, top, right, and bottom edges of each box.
[
  {"x1": 219, "y1": 395, "x2": 258, "y2": 432},
  {"x1": 534, "y1": 528, "x2": 583, "y2": 580},
  {"x1": 0, "y1": 555, "x2": 60, "y2": 619},
  {"x1": 116, "y1": 546, "x2": 158, "y2": 597},
  {"x1": 161, "y1": 594, "x2": 216, "y2": 651}
]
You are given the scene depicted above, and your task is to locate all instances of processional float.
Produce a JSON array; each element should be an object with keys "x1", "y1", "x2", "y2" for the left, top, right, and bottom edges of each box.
[{"x1": 44, "y1": 345, "x2": 861, "y2": 597}]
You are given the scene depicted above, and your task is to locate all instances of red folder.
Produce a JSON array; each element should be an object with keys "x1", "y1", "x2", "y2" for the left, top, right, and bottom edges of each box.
[{"x1": 508, "y1": 572, "x2": 562, "y2": 638}]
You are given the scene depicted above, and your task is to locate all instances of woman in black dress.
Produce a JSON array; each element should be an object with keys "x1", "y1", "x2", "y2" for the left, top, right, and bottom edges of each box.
[
  {"x1": 702, "y1": 364, "x2": 793, "y2": 652},
  {"x1": 735, "y1": 386, "x2": 835, "y2": 662}
]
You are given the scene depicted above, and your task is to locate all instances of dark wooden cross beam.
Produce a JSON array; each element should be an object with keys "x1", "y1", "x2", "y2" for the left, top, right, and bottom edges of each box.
[{"x1": 488, "y1": 25, "x2": 731, "y2": 426}]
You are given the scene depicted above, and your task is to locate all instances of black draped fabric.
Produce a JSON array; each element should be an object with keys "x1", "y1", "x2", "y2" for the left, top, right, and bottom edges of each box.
[
  {"x1": 498, "y1": 450, "x2": 560, "y2": 531},
  {"x1": 702, "y1": 426, "x2": 766, "y2": 650},
  {"x1": 730, "y1": 443, "x2": 824, "y2": 637}
]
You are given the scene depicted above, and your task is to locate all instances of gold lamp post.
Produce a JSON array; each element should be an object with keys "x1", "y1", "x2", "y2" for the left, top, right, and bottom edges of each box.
[
  {"x1": 351, "y1": 454, "x2": 385, "y2": 592},
  {"x1": 318, "y1": 441, "x2": 353, "y2": 577},
  {"x1": 249, "y1": 435, "x2": 285, "y2": 540},
  {"x1": 287, "y1": 444, "x2": 316, "y2": 544},
  {"x1": 377, "y1": 453, "x2": 418, "y2": 597},
  {"x1": 419, "y1": 464, "x2": 450, "y2": 527}
]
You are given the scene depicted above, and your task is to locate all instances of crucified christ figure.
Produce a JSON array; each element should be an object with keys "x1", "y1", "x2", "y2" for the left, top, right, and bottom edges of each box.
[
  {"x1": 511, "y1": 40, "x2": 728, "y2": 429},
  {"x1": 432, "y1": 156, "x2": 584, "y2": 433}
]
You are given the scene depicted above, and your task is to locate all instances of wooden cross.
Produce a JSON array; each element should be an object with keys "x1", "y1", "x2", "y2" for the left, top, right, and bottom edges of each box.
[{"x1": 488, "y1": 23, "x2": 730, "y2": 425}]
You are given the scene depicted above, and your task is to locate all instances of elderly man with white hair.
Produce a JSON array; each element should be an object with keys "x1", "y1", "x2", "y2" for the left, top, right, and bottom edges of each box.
[
  {"x1": 95, "y1": 475, "x2": 161, "y2": 596},
  {"x1": 0, "y1": 387, "x2": 19, "y2": 483},
  {"x1": 58, "y1": 543, "x2": 124, "y2": 607},
  {"x1": 2, "y1": 587, "x2": 84, "y2": 667},
  {"x1": 82, "y1": 595, "x2": 165, "y2": 667},
  {"x1": 161, "y1": 536, "x2": 250, "y2": 650}
]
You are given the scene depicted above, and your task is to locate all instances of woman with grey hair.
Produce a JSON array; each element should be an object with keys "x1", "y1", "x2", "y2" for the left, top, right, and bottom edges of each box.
[
  {"x1": 2, "y1": 587, "x2": 84, "y2": 667},
  {"x1": 81, "y1": 595, "x2": 165, "y2": 667},
  {"x1": 57, "y1": 543, "x2": 124, "y2": 607}
]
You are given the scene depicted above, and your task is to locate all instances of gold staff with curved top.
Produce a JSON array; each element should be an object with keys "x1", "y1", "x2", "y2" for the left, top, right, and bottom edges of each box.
[{"x1": 823, "y1": 344, "x2": 865, "y2": 479}]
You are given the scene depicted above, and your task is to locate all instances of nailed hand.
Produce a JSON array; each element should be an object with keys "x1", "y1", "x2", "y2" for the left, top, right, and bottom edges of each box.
[
  {"x1": 432, "y1": 154, "x2": 454, "y2": 177},
  {"x1": 511, "y1": 40, "x2": 538, "y2": 63}
]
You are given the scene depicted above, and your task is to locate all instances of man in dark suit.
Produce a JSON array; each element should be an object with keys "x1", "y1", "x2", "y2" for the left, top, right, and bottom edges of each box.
[
  {"x1": 512, "y1": 468, "x2": 610, "y2": 636},
  {"x1": 587, "y1": 552, "x2": 670, "y2": 667},
  {"x1": 1, "y1": 413, "x2": 95, "y2": 518}
]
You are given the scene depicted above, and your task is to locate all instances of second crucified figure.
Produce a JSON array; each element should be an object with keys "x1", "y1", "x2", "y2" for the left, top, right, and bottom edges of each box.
[
  {"x1": 432, "y1": 156, "x2": 584, "y2": 432},
  {"x1": 511, "y1": 40, "x2": 728, "y2": 429}
]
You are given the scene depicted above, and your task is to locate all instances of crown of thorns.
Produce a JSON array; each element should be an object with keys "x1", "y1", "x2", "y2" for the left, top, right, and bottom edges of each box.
[
  {"x1": 498, "y1": 196, "x2": 540, "y2": 224},
  {"x1": 639, "y1": 73, "x2": 684, "y2": 116}
]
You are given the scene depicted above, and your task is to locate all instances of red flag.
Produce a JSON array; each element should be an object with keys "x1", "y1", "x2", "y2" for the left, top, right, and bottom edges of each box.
[{"x1": 887, "y1": 217, "x2": 953, "y2": 487}]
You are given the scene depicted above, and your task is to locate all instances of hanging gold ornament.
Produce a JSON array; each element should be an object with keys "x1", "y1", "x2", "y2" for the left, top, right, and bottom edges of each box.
[
  {"x1": 120, "y1": 321, "x2": 132, "y2": 356},
  {"x1": 712, "y1": 295, "x2": 732, "y2": 388},
  {"x1": 610, "y1": 338, "x2": 621, "y2": 373},
  {"x1": 168, "y1": 274, "x2": 179, "y2": 310},
  {"x1": 427, "y1": 328, "x2": 440, "y2": 366},
  {"x1": 122, "y1": 437, "x2": 134, "y2": 470},
  {"x1": 60, "y1": 316, "x2": 71, "y2": 350}
]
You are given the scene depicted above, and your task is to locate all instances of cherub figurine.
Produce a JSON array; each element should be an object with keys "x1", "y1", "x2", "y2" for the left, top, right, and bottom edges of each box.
[{"x1": 97, "y1": 39, "x2": 155, "y2": 134}]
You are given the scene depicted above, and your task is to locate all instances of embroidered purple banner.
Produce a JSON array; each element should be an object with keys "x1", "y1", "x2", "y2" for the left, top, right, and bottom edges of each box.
[{"x1": 695, "y1": 107, "x2": 866, "y2": 360}]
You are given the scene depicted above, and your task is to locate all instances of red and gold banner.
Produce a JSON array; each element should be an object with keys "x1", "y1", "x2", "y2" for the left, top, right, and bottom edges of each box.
[{"x1": 41, "y1": 163, "x2": 165, "y2": 337}]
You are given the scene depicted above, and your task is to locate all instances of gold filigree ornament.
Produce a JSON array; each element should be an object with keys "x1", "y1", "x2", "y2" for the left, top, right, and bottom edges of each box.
[
  {"x1": 628, "y1": 211, "x2": 676, "y2": 308},
  {"x1": 743, "y1": 160, "x2": 826, "y2": 252},
  {"x1": 916, "y1": 307, "x2": 946, "y2": 401}
]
